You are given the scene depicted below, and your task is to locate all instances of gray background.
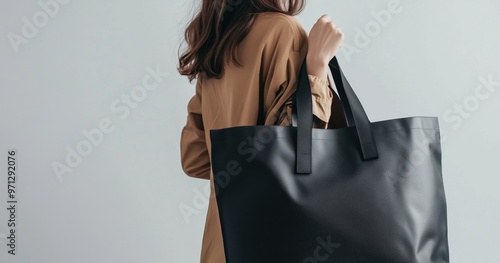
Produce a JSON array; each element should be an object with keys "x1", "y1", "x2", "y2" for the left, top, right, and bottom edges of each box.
[{"x1": 0, "y1": 0, "x2": 498, "y2": 262}]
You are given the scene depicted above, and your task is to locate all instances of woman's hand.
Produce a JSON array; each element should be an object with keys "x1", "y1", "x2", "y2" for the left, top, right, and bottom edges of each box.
[{"x1": 306, "y1": 14, "x2": 345, "y2": 82}]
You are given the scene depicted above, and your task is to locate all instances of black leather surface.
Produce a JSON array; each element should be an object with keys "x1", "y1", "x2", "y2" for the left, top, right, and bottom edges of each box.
[{"x1": 210, "y1": 57, "x2": 449, "y2": 263}]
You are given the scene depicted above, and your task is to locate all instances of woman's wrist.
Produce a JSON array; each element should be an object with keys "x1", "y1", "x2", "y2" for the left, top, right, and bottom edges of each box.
[{"x1": 306, "y1": 56, "x2": 329, "y2": 84}]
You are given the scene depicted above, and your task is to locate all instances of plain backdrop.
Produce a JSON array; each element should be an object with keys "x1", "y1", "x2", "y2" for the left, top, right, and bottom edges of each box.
[{"x1": 0, "y1": 0, "x2": 499, "y2": 262}]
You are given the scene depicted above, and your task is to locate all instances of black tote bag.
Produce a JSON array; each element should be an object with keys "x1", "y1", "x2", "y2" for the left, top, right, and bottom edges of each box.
[{"x1": 209, "y1": 57, "x2": 449, "y2": 263}]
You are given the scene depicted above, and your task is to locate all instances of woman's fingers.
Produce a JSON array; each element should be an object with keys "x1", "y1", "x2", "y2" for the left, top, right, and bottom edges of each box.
[{"x1": 308, "y1": 14, "x2": 345, "y2": 64}]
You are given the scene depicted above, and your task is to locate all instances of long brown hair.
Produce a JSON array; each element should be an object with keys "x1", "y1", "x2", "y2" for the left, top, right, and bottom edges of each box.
[{"x1": 178, "y1": 0, "x2": 306, "y2": 82}]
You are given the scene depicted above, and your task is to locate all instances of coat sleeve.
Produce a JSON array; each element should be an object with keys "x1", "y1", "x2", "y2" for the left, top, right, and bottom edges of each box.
[
  {"x1": 260, "y1": 18, "x2": 334, "y2": 128},
  {"x1": 180, "y1": 76, "x2": 211, "y2": 180}
]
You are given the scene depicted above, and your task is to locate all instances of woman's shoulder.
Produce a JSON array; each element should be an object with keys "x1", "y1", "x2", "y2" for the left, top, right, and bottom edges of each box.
[
  {"x1": 252, "y1": 12, "x2": 307, "y2": 51},
  {"x1": 255, "y1": 12, "x2": 303, "y2": 31}
]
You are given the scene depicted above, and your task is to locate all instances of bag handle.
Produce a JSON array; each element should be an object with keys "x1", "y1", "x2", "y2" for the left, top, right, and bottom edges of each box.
[{"x1": 292, "y1": 56, "x2": 379, "y2": 174}]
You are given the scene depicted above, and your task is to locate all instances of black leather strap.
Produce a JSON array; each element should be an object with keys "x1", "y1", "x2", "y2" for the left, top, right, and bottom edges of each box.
[
  {"x1": 257, "y1": 75, "x2": 265, "y2": 126},
  {"x1": 292, "y1": 56, "x2": 378, "y2": 174},
  {"x1": 329, "y1": 57, "x2": 378, "y2": 160},
  {"x1": 291, "y1": 94, "x2": 298, "y2": 128},
  {"x1": 328, "y1": 62, "x2": 354, "y2": 127},
  {"x1": 294, "y1": 61, "x2": 313, "y2": 173},
  {"x1": 292, "y1": 58, "x2": 354, "y2": 127}
]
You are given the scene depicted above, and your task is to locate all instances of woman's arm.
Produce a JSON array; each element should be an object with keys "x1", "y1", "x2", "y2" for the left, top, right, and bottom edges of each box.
[
  {"x1": 307, "y1": 14, "x2": 345, "y2": 128},
  {"x1": 180, "y1": 76, "x2": 210, "y2": 180},
  {"x1": 306, "y1": 14, "x2": 344, "y2": 83},
  {"x1": 259, "y1": 16, "x2": 334, "y2": 128}
]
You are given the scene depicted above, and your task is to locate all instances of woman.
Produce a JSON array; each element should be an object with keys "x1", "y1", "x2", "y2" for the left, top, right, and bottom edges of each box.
[{"x1": 178, "y1": 0, "x2": 345, "y2": 262}]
